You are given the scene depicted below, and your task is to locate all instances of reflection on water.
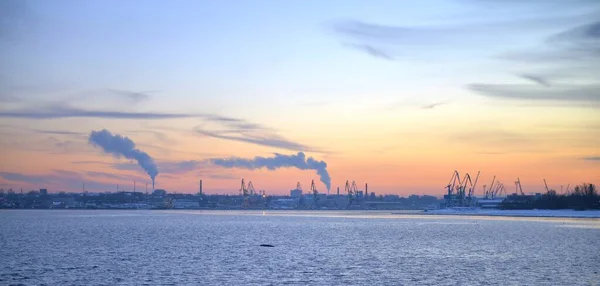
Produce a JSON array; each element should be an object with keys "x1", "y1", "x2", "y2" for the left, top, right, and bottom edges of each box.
[{"x1": 1, "y1": 210, "x2": 599, "y2": 285}]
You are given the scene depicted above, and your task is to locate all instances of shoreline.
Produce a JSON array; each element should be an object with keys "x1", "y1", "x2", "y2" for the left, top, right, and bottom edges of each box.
[
  {"x1": 3, "y1": 208, "x2": 600, "y2": 219},
  {"x1": 418, "y1": 209, "x2": 600, "y2": 219}
]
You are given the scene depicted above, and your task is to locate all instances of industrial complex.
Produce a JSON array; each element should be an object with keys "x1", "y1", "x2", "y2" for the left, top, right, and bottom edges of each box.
[{"x1": 1, "y1": 173, "x2": 597, "y2": 210}]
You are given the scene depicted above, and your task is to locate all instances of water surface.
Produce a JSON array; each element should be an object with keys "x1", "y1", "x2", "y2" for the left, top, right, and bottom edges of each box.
[{"x1": 1, "y1": 210, "x2": 599, "y2": 285}]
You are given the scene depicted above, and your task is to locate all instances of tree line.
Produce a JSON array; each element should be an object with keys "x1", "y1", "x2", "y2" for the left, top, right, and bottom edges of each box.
[{"x1": 501, "y1": 183, "x2": 599, "y2": 210}]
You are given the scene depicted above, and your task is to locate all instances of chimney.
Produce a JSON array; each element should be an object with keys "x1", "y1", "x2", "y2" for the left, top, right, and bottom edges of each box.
[{"x1": 199, "y1": 179, "x2": 203, "y2": 196}]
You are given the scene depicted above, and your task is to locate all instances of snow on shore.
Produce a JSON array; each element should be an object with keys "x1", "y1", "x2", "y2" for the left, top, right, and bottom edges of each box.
[{"x1": 423, "y1": 208, "x2": 600, "y2": 218}]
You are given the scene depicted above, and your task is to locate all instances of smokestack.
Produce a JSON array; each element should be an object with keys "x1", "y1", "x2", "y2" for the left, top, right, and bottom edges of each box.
[
  {"x1": 337, "y1": 186, "x2": 340, "y2": 196},
  {"x1": 145, "y1": 183, "x2": 148, "y2": 194},
  {"x1": 365, "y1": 183, "x2": 368, "y2": 196},
  {"x1": 152, "y1": 179, "x2": 155, "y2": 191},
  {"x1": 199, "y1": 179, "x2": 203, "y2": 196}
]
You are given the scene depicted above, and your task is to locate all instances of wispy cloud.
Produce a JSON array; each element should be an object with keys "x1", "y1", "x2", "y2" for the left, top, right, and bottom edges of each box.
[
  {"x1": 85, "y1": 171, "x2": 148, "y2": 182},
  {"x1": 0, "y1": 104, "x2": 199, "y2": 119},
  {"x1": 140, "y1": 130, "x2": 169, "y2": 141},
  {"x1": 0, "y1": 172, "x2": 45, "y2": 184},
  {"x1": 384, "y1": 97, "x2": 450, "y2": 111},
  {"x1": 159, "y1": 160, "x2": 207, "y2": 174},
  {"x1": 0, "y1": 169, "x2": 117, "y2": 191},
  {"x1": 582, "y1": 156, "x2": 600, "y2": 161},
  {"x1": 0, "y1": 94, "x2": 19, "y2": 103},
  {"x1": 471, "y1": 18, "x2": 600, "y2": 107},
  {"x1": 0, "y1": 135, "x2": 86, "y2": 154},
  {"x1": 345, "y1": 43, "x2": 394, "y2": 60},
  {"x1": 468, "y1": 84, "x2": 600, "y2": 103},
  {"x1": 31, "y1": 129, "x2": 84, "y2": 136},
  {"x1": 195, "y1": 128, "x2": 313, "y2": 152},
  {"x1": 71, "y1": 160, "x2": 109, "y2": 165},
  {"x1": 106, "y1": 89, "x2": 155, "y2": 102},
  {"x1": 519, "y1": 74, "x2": 551, "y2": 87},
  {"x1": 449, "y1": 128, "x2": 544, "y2": 154},
  {"x1": 420, "y1": 101, "x2": 449, "y2": 109},
  {"x1": 0, "y1": 102, "x2": 314, "y2": 151}
]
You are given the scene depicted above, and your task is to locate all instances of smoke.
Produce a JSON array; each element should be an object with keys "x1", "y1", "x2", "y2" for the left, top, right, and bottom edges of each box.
[
  {"x1": 88, "y1": 129, "x2": 158, "y2": 184},
  {"x1": 211, "y1": 152, "x2": 331, "y2": 191}
]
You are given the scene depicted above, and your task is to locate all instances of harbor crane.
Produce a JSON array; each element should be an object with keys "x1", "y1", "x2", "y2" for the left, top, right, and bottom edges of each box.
[
  {"x1": 351, "y1": 181, "x2": 360, "y2": 198},
  {"x1": 492, "y1": 182, "x2": 505, "y2": 198},
  {"x1": 247, "y1": 181, "x2": 256, "y2": 196},
  {"x1": 345, "y1": 180, "x2": 353, "y2": 207},
  {"x1": 471, "y1": 171, "x2": 480, "y2": 199},
  {"x1": 484, "y1": 176, "x2": 497, "y2": 199},
  {"x1": 310, "y1": 180, "x2": 319, "y2": 207},
  {"x1": 345, "y1": 180, "x2": 361, "y2": 207},
  {"x1": 446, "y1": 170, "x2": 462, "y2": 197},
  {"x1": 459, "y1": 171, "x2": 480, "y2": 206},
  {"x1": 458, "y1": 173, "x2": 472, "y2": 205},
  {"x1": 240, "y1": 179, "x2": 249, "y2": 209},
  {"x1": 515, "y1": 178, "x2": 524, "y2": 195}
]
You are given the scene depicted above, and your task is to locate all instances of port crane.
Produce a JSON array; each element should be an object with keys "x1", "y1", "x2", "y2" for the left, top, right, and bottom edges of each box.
[
  {"x1": 446, "y1": 170, "x2": 462, "y2": 197},
  {"x1": 515, "y1": 178, "x2": 524, "y2": 195},
  {"x1": 492, "y1": 182, "x2": 505, "y2": 198},
  {"x1": 543, "y1": 178, "x2": 558, "y2": 195},
  {"x1": 471, "y1": 171, "x2": 480, "y2": 201},
  {"x1": 461, "y1": 171, "x2": 480, "y2": 206},
  {"x1": 345, "y1": 180, "x2": 361, "y2": 207},
  {"x1": 458, "y1": 173, "x2": 472, "y2": 205},
  {"x1": 240, "y1": 179, "x2": 249, "y2": 209},
  {"x1": 351, "y1": 181, "x2": 360, "y2": 198},
  {"x1": 310, "y1": 180, "x2": 319, "y2": 208},
  {"x1": 345, "y1": 180, "x2": 353, "y2": 205},
  {"x1": 247, "y1": 181, "x2": 256, "y2": 196},
  {"x1": 483, "y1": 175, "x2": 497, "y2": 199}
]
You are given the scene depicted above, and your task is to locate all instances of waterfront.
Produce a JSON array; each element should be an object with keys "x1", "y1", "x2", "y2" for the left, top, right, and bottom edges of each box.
[{"x1": 2, "y1": 210, "x2": 599, "y2": 285}]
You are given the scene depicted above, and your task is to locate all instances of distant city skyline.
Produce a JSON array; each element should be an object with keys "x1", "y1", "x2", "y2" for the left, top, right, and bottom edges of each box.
[{"x1": 0, "y1": 0, "x2": 598, "y2": 195}]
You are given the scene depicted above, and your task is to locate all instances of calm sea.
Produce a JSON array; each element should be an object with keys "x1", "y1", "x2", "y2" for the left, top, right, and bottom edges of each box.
[{"x1": 1, "y1": 210, "x2": 599, "y2": 285}]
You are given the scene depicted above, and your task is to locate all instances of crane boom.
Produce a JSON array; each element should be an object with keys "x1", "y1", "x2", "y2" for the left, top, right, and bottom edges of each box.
[
  {"x1": 247, "y1": 181, "x2": 255, "y2": 195},
  {"x1": 517, "y1": 178, "x2": 524, "y2": 195},
  {"x1": 471, "y1": 171, "x2": 480, "y2": 197}
]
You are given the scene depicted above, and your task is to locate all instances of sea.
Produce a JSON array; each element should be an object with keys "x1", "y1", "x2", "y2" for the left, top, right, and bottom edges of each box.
[{"x1": 1, "y1": 210, "x2": 599, "y2": 286}]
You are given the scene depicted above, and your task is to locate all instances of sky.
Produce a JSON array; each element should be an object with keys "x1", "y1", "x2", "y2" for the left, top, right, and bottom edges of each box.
[{"x1": 0, "y1": 0, "x2": 598, "y2": 196}]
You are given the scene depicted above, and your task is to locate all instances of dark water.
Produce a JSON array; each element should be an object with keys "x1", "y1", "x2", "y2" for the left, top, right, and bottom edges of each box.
[{"x1": 1, "y1": 210, "x2": 599, "y2": 286}]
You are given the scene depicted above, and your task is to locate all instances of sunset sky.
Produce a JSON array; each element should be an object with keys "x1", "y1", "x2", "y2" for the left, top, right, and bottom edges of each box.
[{"x1": 0, "y1": 0, "x2": 598, "y2": 196}]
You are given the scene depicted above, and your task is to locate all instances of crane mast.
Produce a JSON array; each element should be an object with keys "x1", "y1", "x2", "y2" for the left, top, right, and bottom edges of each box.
[
  {"x1": 515, "y1": 178, "x2": 524, "y2": 195},
  {"x1": 471, "y1": 171, "x2": 480, "y2": 199},
  {"x1": 446, "y1": 170, "x2": 461, "y2": 197},
  {"x1": 345, "y1": 180, "x2": 353, "y2": 207},
  {"x1": 240, "y1": 178, "x2": 249, "y2": 209},
  {"x1": 247, "y1": 181, "x2": 255, "y2": 196},
  {"x1": 310, "y1": 179, "x2": 319, "y2": 208}
]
